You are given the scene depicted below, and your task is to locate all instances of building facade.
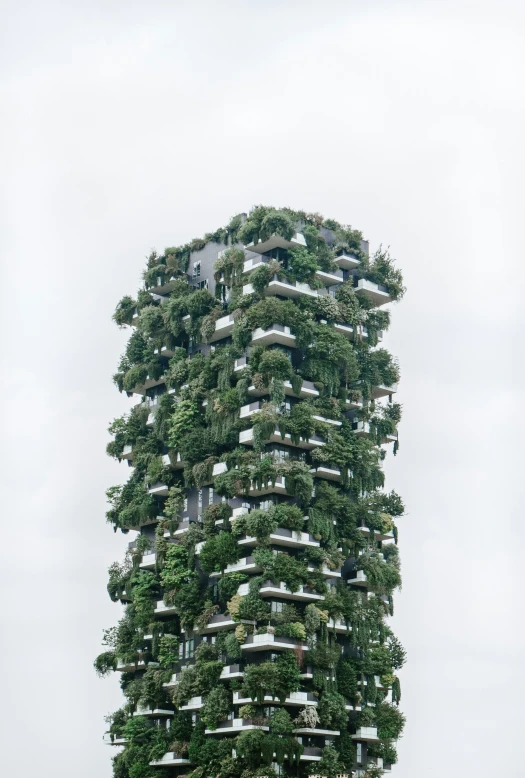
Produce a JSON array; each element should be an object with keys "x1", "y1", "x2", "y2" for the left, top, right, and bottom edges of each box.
[{"x1": 96, "y1": 206, "x2": 406, "y2": 778}]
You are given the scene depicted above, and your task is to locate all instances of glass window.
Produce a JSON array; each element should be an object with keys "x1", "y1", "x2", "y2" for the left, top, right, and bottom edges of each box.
[
  {"x1": 193, "y1": 261, "x2": 201, "y2": 278},
  {"x1": 208, "y1": 487, "x2": 214, "y2": 504}
]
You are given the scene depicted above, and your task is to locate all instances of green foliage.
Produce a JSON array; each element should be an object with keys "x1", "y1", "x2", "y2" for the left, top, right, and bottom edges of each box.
[
  {"x1": 93, "y1": 651, "x2": 116, "y2": 677},
  {"x1": 113, "y1": 296, "x2": 136, "y2": 327},
  {"x1": 317, "y1": 691, "x2": 348, "y2": 730},
  {"x1": 157, "y1": 634, "x2": 179, "y2": 667},
  {"x1": 168, "y1": 398, "x2": 201, "y2": 451},
  {"x1": 336, "y1": 657, "x2": 358, "y2": 700},
  {"x1": 286, "y1": 246, "x2": 319, "y2": 282},
  {"x1": 160, "y1": 544, "x2": 190, "y2": 599},
  {"x1": 218, "y1": 571, "x2": 248, "y2": 602},
  {"x1": 199, "y1": 532, "x2": 240, "y2": 573},
  {"x1": 201, "y1": 686, "x2": 231, "y2": 730},
  {"x1": 363, "y1": 246, "x2": 405, "y2": 300},
  {"x1": 243, "y1": 651, "x2": 301, "y2": 704},
  {"x1": 309, "y1": 744, "x2": 344, "y2": 778},
  {"x1": 106, "y1": 476, "x2": 156, "y2": 531},
  {"x1": 374, "y1": 701, "x2": 406, "y2": 739}
]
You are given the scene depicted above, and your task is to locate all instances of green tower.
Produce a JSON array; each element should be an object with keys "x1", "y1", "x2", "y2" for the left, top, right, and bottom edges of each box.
[{"x1": 96, "y1": 206, "x2": 406, "y2": 778}]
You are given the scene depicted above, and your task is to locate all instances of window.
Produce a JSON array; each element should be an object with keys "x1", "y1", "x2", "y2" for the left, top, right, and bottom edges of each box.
[
  {"x1": 183, "y1": 497, "x2": 188, "y2": 513},
  {"x1": 197, "y1": 278, "x2": 209, "y2": 290},
  {"x1": 198, "y1": 489, "x2": 203, "y2": 512},
  {"x1": 192, "y1": 261, "x2": 201, "y2": 278},
  {"x1": 208, "y1": 487, "x2": 214, "y2": 504},
  {"x1": 185, "y1": 638, "x2": 194, "y2": 659},
  {"x1": 271, "y1": 601, "x2": 283, "y2": 613},
  {"x1": 356, "y1": 743, "x2": 363, "y2": 764}
]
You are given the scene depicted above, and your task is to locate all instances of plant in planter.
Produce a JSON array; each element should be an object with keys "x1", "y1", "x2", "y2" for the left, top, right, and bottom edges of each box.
[
  {"x1": 317, "y1": 691, "x2": 348, "y2": 730},
  {"x1": 199, "y1": 532, "x2": 240, "y2": 574},
  {"x1": 294, "y1": 705, "x2": 320, "y2": 729},
  {"x1": 201, "y1": 686, "x2": 231, "y2": 730}
]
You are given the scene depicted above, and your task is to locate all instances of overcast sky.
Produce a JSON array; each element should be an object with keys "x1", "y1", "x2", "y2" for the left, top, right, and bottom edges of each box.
[{"x1": 1, "y1": 1, "x2": 524, "y2": 776}]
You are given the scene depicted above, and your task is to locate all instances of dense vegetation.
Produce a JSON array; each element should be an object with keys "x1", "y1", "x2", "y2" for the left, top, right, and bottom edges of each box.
[{"x1": 97, "y1": 206, "x2": 406, "y2": 778}]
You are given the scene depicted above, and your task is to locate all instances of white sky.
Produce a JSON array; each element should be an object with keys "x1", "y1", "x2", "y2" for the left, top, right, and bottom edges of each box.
[{"x1": 1, "y1": 1, "x2": 524, "y2": 776}]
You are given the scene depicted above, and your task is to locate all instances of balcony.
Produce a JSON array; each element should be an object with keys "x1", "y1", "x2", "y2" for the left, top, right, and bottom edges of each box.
[
  {"x1": 243, "y1": 256, "x2": 270, "y2": 275},
  {"x1": 210, "y1": 313, "x2": 238, "y2": 343},
  {"x1": 103, "y1": 733, "x2": 127, "y2": 746},
  {"x1": 134, "y1": 704, "x2": 174, "y2": 718},
  {"x1": 352, "y1": 726, "x2": 379, "y2": 742},
  {"x1": 293, "y1": 727, "x2": 340, "y2": 736},
  {"x1": 347, "y1": 570, "x2": 368, "y2": 587},
  {"x1": 180, "y1": 613, "x2": 252, "y2": 635},
  {"x1": 209, "y1": 555, "x2": 261, "y2": 576},
  {"x1": 356, "y1": 523, "x2": 395, "y2": 543},
  {"x1": 237, "y1": 528, "x2": 320, "y2": 550},
  {"x1": 248, "y1": 378, "x2": 319, "y2": 400},
  {"x1": 358, "y1": 674, "x2": 389, "y2": 690},
  {"x1": 240, "y1": 426, "x2": 325, "y2": 451},
  {"x1": 250, "y1": 324, "x2": 296, "y2": 348},
  {"x1": 332, "y1": 322, "x2": 379, "y2": 343},
  {"x1": 315, "y1": 268, "x2": 344, "y2": 286},
  {"x1": 312, "y1": 414, "x2": 341, "y2": 428},
  {"x1": 116, "y1": 658, "x2": 150, "y2": 672},
  {"x1": 120, "y1": 445, "x2": 133, "y2": 461},
  {"x1": 239, "y1": 401, "x2": 262, "y2": 419},
  {"x1": 240, "y1": 403, "x2": 338, "y2": 430},
  {"x1": 154, "y1": 600, "x2": 177, "y2": 617},
  {"x1": 130, "y1": 374, "x2": 167, "y2": 395},
  {"x1": 310, "y1": 465, "x2": 342, "y2": 482},
  {"x1": 139, "y1": 552, "x2": 156, "y2": 570},
  {"x1": 180, "y1": 695, "x2": 204, "y2": 711},
  {"x1": 258, "y1": 580, "x2": 325, "y2": 602},
  {"x1": 245, "y1": 232, "x2": 307, "y2": 254},
  {"x1": 220, "y1": 663, "x2": 244, "y2": 680},
  {"x1": 333, "y1": 249, "x2": 361, "y2": 270},
  {"x1": 148, "y1": 482, "x2": 170, "y2": 497},
  {"x1": 146, "y1": 275, "x2": 181, "y2": 296},
  {"x1": 243, "y1": 279, "x2": 320, "y2": 300},
  {"x1": 308, "y1": 565, "x2": 341, "y2": 579},
  {"x1": 149, "y1": 753, "x2": 192, "y2": 767},
  {"x1": 354, "y1": 278, "x2": 392, "y2": 306},
  {"x1": 154, "y1": 344, "x2": 177, "y2": 359},
  {"x1": 326, "y1": 618, "x2": 352, "y2": 634},
  {"x1": 352, "y1": 421, "x2": 397, "y2": 444},
  {"x1": 162, "y1": 452, "x2": 184, "y2": 470},
  {"x1": 299, "y1": 746, "x2": 323, "y2": 761},
  {"x1": 241, "y1": 632, "x2": 309, "y2": 652},
  {"x1": 233, "y1": 690, "x2": 318, "y2": 707},
  {"x1": 246, "y1": 475, "x2": 288, "y2": 497},
  {"x1": 205, "y1": 717, "x2": 270, "y2": 735},
  {"x1": 370, "y1": 383, "x2": 398, "y2": 399},
  {"x1": 163, "y1": 520, "x2": 193, "y2": 538}
]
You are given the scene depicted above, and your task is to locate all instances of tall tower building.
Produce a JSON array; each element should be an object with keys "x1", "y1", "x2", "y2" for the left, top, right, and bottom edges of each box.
[{"x1": 96, "y1": 207, "x2": 406, "y2": 778}]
